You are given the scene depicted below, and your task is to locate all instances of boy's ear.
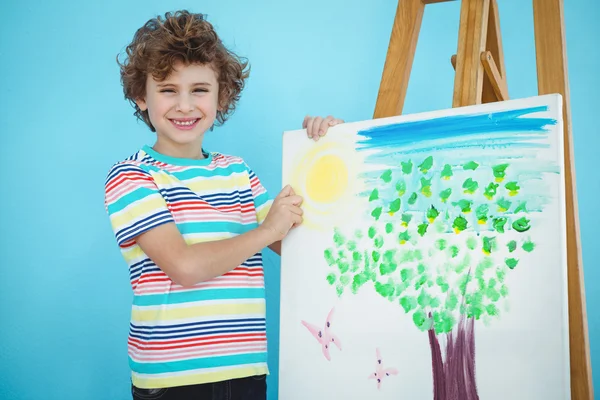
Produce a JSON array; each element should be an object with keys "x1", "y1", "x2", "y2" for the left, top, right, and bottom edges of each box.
[{"x1": 135, "y1": 98, "x2": 148, "y2": 111}]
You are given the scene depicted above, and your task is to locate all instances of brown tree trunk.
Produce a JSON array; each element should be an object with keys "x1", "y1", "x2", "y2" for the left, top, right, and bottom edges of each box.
[{"x1": 428, "y1": 315, "x2": 479, "y2": 400}]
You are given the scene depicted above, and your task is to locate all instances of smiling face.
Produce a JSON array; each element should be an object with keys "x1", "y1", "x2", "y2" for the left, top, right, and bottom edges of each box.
[{"x1": 135, "y1": 63, "x2": 220, "y2": 158}]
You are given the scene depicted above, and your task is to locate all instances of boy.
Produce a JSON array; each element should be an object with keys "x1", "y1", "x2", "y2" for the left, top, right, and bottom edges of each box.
[{"x1": 104, "y1": 9, "x2": 343, "y2": 400}]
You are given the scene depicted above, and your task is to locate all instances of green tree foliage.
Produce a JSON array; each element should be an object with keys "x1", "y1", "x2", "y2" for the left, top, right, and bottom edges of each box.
[{"x1": 323, "y1": 155, "x2": 538, "y2": 334}]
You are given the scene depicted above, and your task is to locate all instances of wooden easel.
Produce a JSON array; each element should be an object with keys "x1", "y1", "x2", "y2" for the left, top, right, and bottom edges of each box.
[{"x1": 373, "y1": 0, "x2": 593, "y2": 398}]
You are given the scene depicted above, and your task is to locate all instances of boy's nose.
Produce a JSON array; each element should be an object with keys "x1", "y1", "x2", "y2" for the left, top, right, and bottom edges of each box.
[{"x1": 176, "y1": 96, "x2": 194, "y2": 113}]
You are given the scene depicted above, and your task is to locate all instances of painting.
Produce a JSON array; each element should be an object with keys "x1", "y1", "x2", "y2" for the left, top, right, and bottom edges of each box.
[{"x1": 278, "y1": 94, "x2": 570, "y2": 400}]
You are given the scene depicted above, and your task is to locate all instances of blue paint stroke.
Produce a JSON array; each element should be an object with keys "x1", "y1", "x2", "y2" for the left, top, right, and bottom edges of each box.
[{"x1": 356, "y1": 106, "x2": 557, "y2": 152}]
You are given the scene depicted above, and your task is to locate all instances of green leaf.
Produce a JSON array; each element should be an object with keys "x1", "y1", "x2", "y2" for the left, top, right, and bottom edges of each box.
[
  {"x1": 505, "y1": 258, "x2": 519, "y2": 269},
  {"x1": 436, "y1": 276, "x2": 449, "y2": 292},
  {"x1": 439, "y1": 188, "x2": 452, "y2": 203},
  {"x1": 412, "y1": 309, "x2": 430, "y2": 331},
  {"x1": 333, "y1": 230, "x2": 345, "y2": 246},
  {"x1": 368, "y1": 226, "x2": 377, "y2": 239},
  {"x1": 380, "y1": 262, "x2": 398, "y2": 275},
  {"x1": 369, "y1": 188, "x2": 379, "y2": 201},
  {"x1": 401, "y1": 160, "x2": 413, "y2": 174},
  {"x1": 482, "y1": 236, "x2": 495, "y2": 255},
  {"x1": 497, "y1": 198, "x2": 512, "y2": 212},
  {"x1": 371, "y1": 206, "x2": 383, "y2": 220},
  {"x1": 435, "y1": 239, "x2": 447, "y2": 251},
  {"x1": 449, "y1": 245, "x2": 459, "y2": 258},
  {"x1": 433, "y1": 310, "x2": 455, "y2": 334},
  {"x1": 398, "y1": 231, "x2": 411, "y2": 244},
  {"x1": 372, "y1": 251, "x2": 381, "y2": 262},
  {"x1": 380, "y1": 169, "x2": 392, "y2": 183},
  {"x1": 388, "y1": 198, "x2": 401, "y2": 215},
  {"x1": 400, "y1": 268, "x2": 415, "y2": 283},
  {"x1": 476, "y1": 204, "x2": 489, "y2": 224},
  {"x1": 452, "y1": 216, "x2": 468, "y2": 233},
  {"x1": 417, "y1": 289, "x2": 433, "y2": 307},
  {"x1": 441, "y1": 164, "x2": 453, "y2": 180},
  {"x1": 505, "y1": 181, "x2": 520, "y2": 195},
  {"x1": 339, "y1": 274, "x2": 351, "y2": 286},
  {"x1": 352, "y1": 272, "x2": 370, "y2": 293},
  {"x1": 324, "y1": 248, "x2": 336, "y2": 265},
  {"x1": 385, "y1": 223, "x2": 393, "y2": 234},
  {"x1": 400, "y1": 296, "x2": 417, "y2": 313},
  {"x1": 492, "y1": 163, "x2": 509, "y2": 181},
  {"x1": 492, "y1": 217, "x2": 508, "y2": 233},
  {"x1": 484, "y1": 182, "x2": 499, "y2": 200},
  {"x1": 401, "y1": 213, "x2": 412, "y2": 226},
  {"x1": 427, "y1": 206, "x2": 439, "y2": 222},
  {"x1": 326, "y1": 273, "x2": 336, "y2": 285},
  {"x1": 375, "y1": 281, "x2": 395, "y2": 298},
  {"x1": 420, "y1": 177, "x2": 432, "y2": 197},
  {"x1": 453, "y1": 199, "x2": 473, "y2": 213},
  {"x1": 466, "y1": 237, "x2": 478, "y2": 250},
  {"x1": 445, "y1": 291, "x2": 459, "y2": 311},
  {"x1": 486, "y1": 304, "x2": 499, "y2": 316},
  {"x1": 462, "y1": 178, "x2": 479, "y2": 194},
  {"x1": 463, "y1": 161, "x2": 479, "y2": 170},
  {"x1": 396, "y1": 180, "x2": 407, "y2": 196},
  {"x1": 514, "y1": 201, "x2": 528, "y2": 213},
  {"x1": 408, "y1": 192, "x2": 418, "y2": 205},
  {"x1": 522, "y1": 240, "x2": 535, "y2": 252},
  {"x1": 512, "y1": 217, "x2": 531, "y2": 232},
  {"x1": 417, "y1": 223, "x2": 428, "y2": 237},
  {"x1": 507, "y1": 240, "x2": 517, "y2": 252},
  {"x1": 418, "y1": 156, "x2": 434, "y2": 173}
]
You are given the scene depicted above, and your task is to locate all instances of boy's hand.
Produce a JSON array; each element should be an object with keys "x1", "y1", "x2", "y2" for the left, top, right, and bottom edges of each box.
[
  {"x1": 303, "y1": 115, "x2": 344, "y2": 141},
  {"x1": 261, "y1": 185, "x2": 304, "y2": 242}
]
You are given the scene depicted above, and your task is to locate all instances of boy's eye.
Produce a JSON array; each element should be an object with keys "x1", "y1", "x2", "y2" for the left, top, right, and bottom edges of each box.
[
  {"x1": 160, "y1": 89, "x2": 175, "y2": 93},
  {"x1": 194, "y1": 88, "x2": 208, "y2": 93}
]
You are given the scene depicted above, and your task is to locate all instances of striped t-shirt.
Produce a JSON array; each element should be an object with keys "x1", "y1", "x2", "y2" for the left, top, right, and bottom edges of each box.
[{"x1": 104, "y1": 145, "x2": 273, "y2": 389}]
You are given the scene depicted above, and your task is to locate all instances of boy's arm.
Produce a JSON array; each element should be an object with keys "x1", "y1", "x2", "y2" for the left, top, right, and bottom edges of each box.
[{"x1": 135, "y1": 185, "x2": 300, "y2": 286}]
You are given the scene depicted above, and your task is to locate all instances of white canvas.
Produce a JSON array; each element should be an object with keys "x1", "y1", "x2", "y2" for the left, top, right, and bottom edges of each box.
[{"x1": 278, "y1": 94, "x2": 570, "y2": 400}]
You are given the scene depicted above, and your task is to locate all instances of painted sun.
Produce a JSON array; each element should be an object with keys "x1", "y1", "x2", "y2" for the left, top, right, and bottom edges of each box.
[{"x1": 287, "y1": 130, "x2": 366, "y2": 231}]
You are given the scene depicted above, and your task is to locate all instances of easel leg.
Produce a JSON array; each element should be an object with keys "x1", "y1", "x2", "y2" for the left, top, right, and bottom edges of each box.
[
  {"x1": 452, "y1": 0, "x2": 490, "y2": 107},
  {"x1": 533, "y1": 0, "x2": 594, "y2": 398},
  {"x1": 373, "y1": 0, "x2": 425, "y2": 118}
]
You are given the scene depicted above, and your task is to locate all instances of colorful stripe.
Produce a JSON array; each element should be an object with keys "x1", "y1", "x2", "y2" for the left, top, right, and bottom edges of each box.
[{"x1": 104, "y1": 146, "x2": 272, "y2": 388}]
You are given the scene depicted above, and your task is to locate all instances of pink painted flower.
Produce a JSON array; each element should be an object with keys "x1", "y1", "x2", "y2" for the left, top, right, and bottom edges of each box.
[
  {"x1": 301, "y1": 307, "x2": 341, "y2": 361},
  {"x1": 368, "y1": 347, "x2": 398, "y2": 389}
]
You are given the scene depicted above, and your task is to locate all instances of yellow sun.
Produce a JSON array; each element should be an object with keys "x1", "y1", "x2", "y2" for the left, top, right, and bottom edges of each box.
[
  {"x1": 284, "y1": 129, "x2": 367, "y2": 231},
  {"x1": 305, "y1": 154, "x2": 348, "y2": 204}
]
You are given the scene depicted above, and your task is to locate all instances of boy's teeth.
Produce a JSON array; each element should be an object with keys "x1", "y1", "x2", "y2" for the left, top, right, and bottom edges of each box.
[{"x1": 173, "y1": 119, "x2": 197, "y2": 126}]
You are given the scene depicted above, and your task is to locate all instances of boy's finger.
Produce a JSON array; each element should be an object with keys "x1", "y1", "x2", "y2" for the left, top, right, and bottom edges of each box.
[
  {"x1": 291, "y1": 214, "x2": 303, "y2": 228},
  {"x1": 319, "y1": 116, "x2": 333, "y2": 136},
  {"x1": 289, "y1": 205, "x2": 304, "y2": 216},
  {"x1": 302, "y1": 115, "x2": 311, "y2": 129},
  {"x1": 281, "y1": 195, "x2": 303, "y2": 206},
  {"x1": 311, "y1": 117, "x2": 323, "y2": 140},
  {"x1": 276, "y1": 185, "x2": 292, "y2": 198}
]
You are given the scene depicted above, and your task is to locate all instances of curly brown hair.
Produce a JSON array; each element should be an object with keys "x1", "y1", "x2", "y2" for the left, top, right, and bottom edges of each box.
[{"x1": 117, "y1": 10, "x2": 250, "y2": 131}]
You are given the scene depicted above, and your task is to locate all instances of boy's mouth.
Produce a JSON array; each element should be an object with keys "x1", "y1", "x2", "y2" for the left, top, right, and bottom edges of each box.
[{"x1": 169, "y1": 118, "x2": 200, "y2": 130}]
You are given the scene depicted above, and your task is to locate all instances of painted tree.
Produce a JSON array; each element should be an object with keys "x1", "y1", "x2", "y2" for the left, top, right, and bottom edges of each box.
[{"x1": 323, "y1": 155, "x2": 542, "y2": 400}]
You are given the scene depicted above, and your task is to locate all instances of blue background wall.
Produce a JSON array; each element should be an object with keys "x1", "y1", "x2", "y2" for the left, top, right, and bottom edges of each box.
[{"x1": 1, "y1": 1, "x2": 598, "y2": 399}]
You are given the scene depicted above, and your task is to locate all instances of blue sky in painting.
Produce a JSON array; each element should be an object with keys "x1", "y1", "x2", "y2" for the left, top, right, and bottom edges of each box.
[{"x1": 355, "y1": 106, "x2": 558, "y2": 158}]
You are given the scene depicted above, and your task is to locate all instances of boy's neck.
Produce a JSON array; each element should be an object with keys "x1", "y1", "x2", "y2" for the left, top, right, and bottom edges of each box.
[{"x1": 152, "y1": 140, "x2": 206, "y2": 160}]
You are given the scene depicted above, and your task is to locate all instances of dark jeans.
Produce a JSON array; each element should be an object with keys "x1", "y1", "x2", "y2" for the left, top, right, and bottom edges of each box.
[{"x1": 131, "y1": 375, "x2": 267, "y2": 400}]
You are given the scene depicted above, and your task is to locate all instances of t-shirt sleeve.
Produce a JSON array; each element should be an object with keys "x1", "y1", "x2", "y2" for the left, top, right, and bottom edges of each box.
[
  {"x1": 104, "y1": 162, "x2": 175, "y2": 247},
  {"x1": 245, "y1": 163, "x2": 273, "y2": 225}
]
